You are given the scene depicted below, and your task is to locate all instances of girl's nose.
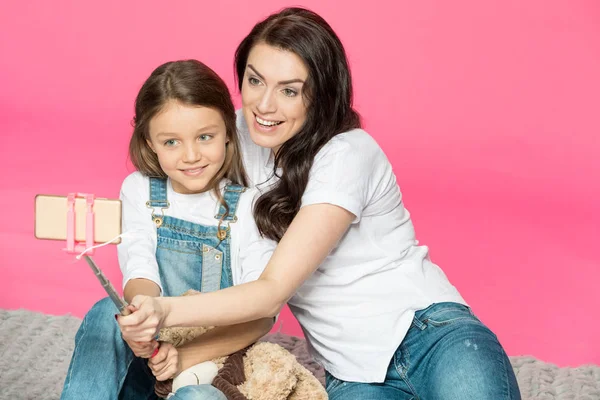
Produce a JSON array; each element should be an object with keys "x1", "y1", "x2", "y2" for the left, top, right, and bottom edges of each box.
[{"x1": 182, "y1": 144, "x2": 201, "y2": 163}]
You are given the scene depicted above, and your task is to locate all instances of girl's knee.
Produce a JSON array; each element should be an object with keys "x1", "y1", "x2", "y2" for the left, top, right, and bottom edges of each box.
[
  {"x1": 170, "y1": 384, "x2": 227, "y2": 400},
  {"x1": 87, "y1": 297, "x2": 121, "y2": 320},
  {"x1": 75, "y1": 297, "x2": 124, "y2": 345}
]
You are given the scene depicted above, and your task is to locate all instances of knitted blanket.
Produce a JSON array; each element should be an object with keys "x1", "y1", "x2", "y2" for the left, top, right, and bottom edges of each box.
[{"x1": 1, "y1": 309, "x2": 598, "y2": 399}]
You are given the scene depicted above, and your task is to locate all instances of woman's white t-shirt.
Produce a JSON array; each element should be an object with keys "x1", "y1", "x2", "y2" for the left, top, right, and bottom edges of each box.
[{"x1": 237, "y1": 111, "x2": 466, "y2": 383}]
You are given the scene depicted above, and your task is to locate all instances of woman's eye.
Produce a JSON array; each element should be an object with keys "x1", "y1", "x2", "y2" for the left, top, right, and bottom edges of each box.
[
  {"x1": 282, "y1": 88, "x2": 297, "y2": 97},
  {"x1": 248, "y1": 77, "x2": 261, "y2": 86},
  {"x1": 199, "y1": 134, "x2": 212, "y2": 141},
  {"x1": 164, "y1": 139, "x2": 178, "y2": 146}
]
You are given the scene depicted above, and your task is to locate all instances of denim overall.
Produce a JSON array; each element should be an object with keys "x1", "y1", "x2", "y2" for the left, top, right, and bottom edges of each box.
[
  {"x1": 148, "y1": 177, "x2": 242, "y2": 297},
  {"x1": 61, "y1": 178, "x2": 244, "y2": 400}
]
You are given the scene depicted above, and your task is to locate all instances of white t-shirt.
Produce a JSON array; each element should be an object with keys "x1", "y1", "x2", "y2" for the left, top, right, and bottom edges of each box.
[
  {"x1": 117, "y1": 172, "x2": 275, "y2": 293},
  {"x1": 237, "y1": 111, "x2": 466, "y2": 383}
]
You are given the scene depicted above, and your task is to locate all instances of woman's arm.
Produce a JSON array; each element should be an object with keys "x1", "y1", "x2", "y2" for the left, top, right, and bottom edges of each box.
[
  {"x1": 176, "y1": 317, "x2": 274, "y2": 370},
  {"x1": 120, "y1": 204, "x2": 354, "y2": 339}
]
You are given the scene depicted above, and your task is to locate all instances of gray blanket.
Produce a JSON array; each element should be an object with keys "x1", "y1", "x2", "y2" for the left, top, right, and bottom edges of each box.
[{"x1": 1, "y1": 309, "x2": 598, "y2": 399}]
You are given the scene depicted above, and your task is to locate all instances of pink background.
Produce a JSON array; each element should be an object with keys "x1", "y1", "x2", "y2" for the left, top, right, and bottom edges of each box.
[{"x1": 1, "y1": 1, "x2": 598, "y2": 368}]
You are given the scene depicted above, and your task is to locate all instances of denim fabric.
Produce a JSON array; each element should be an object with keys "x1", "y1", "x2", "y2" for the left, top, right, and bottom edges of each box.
[
  {"x1": 60, "y1": 180, "x2": 243, "y2": 400},
  {"x1": 326, "y1": 302, "x2": 521, "y2": 400}
]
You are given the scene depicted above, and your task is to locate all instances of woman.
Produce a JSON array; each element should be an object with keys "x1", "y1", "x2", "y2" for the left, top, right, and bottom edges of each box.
[{"x1": 121, "y1": 7, "x2": 521, "y2": 399}]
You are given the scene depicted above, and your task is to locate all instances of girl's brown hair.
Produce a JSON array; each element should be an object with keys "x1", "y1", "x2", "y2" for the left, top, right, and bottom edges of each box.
[{"x1": 129, "y1": 60, "x2": 247, "y2": 215}]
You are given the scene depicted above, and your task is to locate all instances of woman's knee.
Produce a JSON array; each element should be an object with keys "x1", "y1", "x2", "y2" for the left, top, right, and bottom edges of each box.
[
  {"x1": 170, "y1": 384, "x2": 227, "y2": 400},
  {"x1": 428, "y1": 323, "x2": 520, "y2": 399}
]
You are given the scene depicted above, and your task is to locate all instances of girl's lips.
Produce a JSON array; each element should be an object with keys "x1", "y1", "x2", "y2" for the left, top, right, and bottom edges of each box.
[{"x1": 180, "y1": 166, "x2": 206, "y2": 176}]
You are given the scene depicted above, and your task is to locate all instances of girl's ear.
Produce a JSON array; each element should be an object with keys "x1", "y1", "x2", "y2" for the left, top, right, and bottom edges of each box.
[{"x1": 146, "y1": 139, "x2": 156, "y2": 153}]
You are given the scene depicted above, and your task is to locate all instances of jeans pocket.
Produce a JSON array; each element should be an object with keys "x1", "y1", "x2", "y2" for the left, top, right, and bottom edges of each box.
[
  {"x1": 418, "y1": 302, "x2": 479, "y2": 327},
  {"x1": 325, "y1": 371, "x2": 345, "y2": 393}
]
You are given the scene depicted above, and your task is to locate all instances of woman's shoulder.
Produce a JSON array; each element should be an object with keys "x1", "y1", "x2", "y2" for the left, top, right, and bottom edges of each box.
[
  {"x1": 324, "y1": 128, "x2": 381, "y2": 152},
  {"x1": 316, "y1": 128, "x2": 386, "y2": 165}
]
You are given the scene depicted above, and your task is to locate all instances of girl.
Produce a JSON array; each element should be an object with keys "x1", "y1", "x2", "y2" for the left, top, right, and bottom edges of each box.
[
  {"x1": 61, "y1": 60, "x2": 275, "y2": 400},
  {"x1": 121, "y1": 8, "x2": 522, "y2": 400}
]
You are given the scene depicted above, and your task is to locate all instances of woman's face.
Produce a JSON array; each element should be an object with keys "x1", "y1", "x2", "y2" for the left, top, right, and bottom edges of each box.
[{"x1": 241, "y1": 42, "x2": 309, "y2": 154}]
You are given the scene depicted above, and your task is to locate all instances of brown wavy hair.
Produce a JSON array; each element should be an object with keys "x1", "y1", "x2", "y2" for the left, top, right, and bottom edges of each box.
[
  {"x1": 235, "y1": 8, "x2": 361, "y2": 241},
  {"x1": 129, "y1": 60, "x2": 247, "y2": 215}
]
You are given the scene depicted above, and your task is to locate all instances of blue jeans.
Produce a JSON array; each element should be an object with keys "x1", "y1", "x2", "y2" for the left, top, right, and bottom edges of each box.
[
  {"x1": 326, "y1": 302, "x2": 521, "y2": 399},
  {"x1": 169, "y1": 385, "x2": 226, "y2": 400},
  {"x1": 60, "y1": 298, "x2": 226, "y2": 400}
]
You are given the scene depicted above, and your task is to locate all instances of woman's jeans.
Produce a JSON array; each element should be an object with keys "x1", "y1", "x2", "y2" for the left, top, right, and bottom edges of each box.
[{"x1": 326, "y1": 302, "x2": 521, "y2": 400}]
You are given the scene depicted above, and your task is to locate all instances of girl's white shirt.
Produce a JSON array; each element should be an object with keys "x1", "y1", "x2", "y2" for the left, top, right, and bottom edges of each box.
[{"x1": 117, "y1": 172, "x2": 276, "y2": 293}]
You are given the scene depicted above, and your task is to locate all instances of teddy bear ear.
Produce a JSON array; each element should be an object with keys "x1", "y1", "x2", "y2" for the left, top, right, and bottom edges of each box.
[{"x1": 290, "y1": 364, "x2": 328, "y2": 399}]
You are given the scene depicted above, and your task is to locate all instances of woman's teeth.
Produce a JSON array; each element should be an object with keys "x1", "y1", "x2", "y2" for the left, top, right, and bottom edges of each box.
[{"x1": 256, "y1": 116, "x2": 282, "y2": 127}]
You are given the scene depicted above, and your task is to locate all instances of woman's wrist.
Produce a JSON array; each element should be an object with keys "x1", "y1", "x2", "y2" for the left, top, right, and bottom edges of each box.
[{"x1": 159, "y1": 296, "x2": 175, "y2": 327}]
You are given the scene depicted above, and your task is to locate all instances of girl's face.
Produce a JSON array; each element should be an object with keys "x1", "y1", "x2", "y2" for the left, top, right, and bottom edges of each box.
[
  {"x1": 147, "y1": 101, "x2": 228, "y2": 194},
  {"x1": 241, "y1": 43, "x2": 309, "y2": 154}
]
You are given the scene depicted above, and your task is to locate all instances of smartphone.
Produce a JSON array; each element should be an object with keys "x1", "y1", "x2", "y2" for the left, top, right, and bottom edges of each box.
[{"x1": 34, "y1": 194, "x2": 122, "y2": 244}]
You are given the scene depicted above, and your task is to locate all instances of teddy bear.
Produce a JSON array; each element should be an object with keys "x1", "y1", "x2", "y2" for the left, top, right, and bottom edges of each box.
[{"x1": 154, "y1": 290, "x2": 328, "y2": 400}]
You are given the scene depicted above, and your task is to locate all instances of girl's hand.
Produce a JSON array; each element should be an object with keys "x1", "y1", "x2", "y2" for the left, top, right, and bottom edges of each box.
[
  {"x1": 117, "y1": 295, "x2": 166, "y2": 342},
  {"x1": 148, "y1": 342, "x2": 180, "y2": 381},
  {"x1": 124, "y1": 338, "x2": 159, "y2": 358}
]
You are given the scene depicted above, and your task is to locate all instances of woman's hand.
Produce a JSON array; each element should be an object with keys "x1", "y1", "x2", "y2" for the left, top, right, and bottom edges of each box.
[
  {"x1": 117, "y1": 304, "x2": 159, "y2": 358},
  {"x1": 117, "y1": 295, "x2": 167, "y2": 342},
  {"x1": 148, "y1": 342, "x2": 181, "y2": 381}
]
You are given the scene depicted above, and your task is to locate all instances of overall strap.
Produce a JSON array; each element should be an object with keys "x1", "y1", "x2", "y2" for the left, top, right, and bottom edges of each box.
[
  {"x1": 214, "y1": 184, "x2": 246, "y2": 223},
  {"x1": 147, "y1": 177, "x2": 169, "y2": 208},
  {"x1": 147, "y1": 177, "x2": 169, "y2": 227}
]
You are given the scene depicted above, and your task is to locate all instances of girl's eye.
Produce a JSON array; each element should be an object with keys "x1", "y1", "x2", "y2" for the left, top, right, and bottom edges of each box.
[
  {"x1": 164, "y1": 139, "x2": 178, "y2": 146},
  {"x1": 248, "y1": 77, "x2": 261, "y2": 86},
  {"x1": 199, "y1": 134, "x2": 212, "y2": 141},
  {"x1": 282, "y1": 88, "x2": 297, "y2": 97}
]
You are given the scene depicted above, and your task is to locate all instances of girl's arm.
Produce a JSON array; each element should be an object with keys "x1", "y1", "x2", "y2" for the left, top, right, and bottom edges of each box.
[
  {"x1": 118, "y1": 173, "x2": 163, "y2": 302},
  {"x1": 120, "y1": 203, "x2": 354, "y2": 339},
  {"x1": 117, "y1": 173, "x2": 163, "y2": 356},
  {"x1": 124, "y1": 278, "x2": 160, "y2": 303}
]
